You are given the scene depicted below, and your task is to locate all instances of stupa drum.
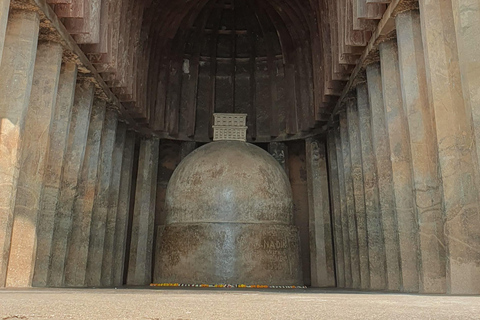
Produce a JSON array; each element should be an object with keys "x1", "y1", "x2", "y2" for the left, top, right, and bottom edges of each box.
[{"x1": 155, "y1": 141, "x2": 303, "y2": 285}]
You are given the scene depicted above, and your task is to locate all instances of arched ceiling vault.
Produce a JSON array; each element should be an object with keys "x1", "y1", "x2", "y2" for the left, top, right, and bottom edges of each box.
[{"x1": 47, "y1": 0, "x2": 387, "y2": 142}]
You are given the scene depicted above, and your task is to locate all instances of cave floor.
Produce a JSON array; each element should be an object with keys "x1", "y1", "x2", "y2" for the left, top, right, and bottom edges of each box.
[{"x1": 0, "y1": 288, "x2": 479, "y2": 319}]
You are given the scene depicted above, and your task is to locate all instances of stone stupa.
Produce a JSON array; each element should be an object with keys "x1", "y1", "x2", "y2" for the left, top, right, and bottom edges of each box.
[{"x1": 154, "y1": 139, "x2": 303, "y2": 286}]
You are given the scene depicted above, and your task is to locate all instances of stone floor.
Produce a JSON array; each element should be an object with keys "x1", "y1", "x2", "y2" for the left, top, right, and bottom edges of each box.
[{"x1": 0, "y1": 288, "x2": 479, "y2": 319}]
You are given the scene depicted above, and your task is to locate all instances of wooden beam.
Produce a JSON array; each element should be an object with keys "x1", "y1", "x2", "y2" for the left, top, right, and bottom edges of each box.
[
  {"x1": 325, "y1": 0, "x2": 415, "y2": 129},
  {"x1": 14, "y1": 0, "x2": 152, "y2": 136}
]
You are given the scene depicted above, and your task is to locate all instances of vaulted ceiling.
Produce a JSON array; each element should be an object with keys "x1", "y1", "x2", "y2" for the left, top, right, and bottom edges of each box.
[{"x1": 47, "y1": 0, "x2": 388, "y2": 141}]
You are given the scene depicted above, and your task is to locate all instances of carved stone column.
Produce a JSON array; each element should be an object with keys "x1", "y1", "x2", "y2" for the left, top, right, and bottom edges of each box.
[
  {"x1": 335, "y1": 125, "x2": 352, "y2": 288},
  {"x1": 366, "y1": 63, "x2": 401, "y2": 291},
  {"x1": 6, "y1": 42, "x2": 63, "y2": 287},
  {"x1": 127, "y1": 138, "x2": 160, "y2": 286},
  {"x1": 306, "y1": 137, "x2": 335, "y2": 288},
  {"x1": 0, "y1": 11, "x2": 39, "y2": 287},
  {"x1": 48, "y1": 82, "x2": 94, "y2": 287},
  {"x1": 380, "y1": 39, "x2": 420, "y2": 293},
  {"x1": 101, "y1": 122, "x2": 127, "y2": 287},
  {"x1": 153, "y1": 141, "x2": 181, "y2": 283},
  {"x1": 86, "y1": 109, "x2": 118, "y2": 287},
  {"x1": 356, "y1": 83, "x2": 387, "y2": 290},
  {"x1": 112, "y1": 131, "x2": 136, "y2": 286},
  {"x1": 64, "y1": 101, "x2": 106, "y2": 287},
  {"x1": 346, "y1": 97, "x2": 370, "y2": 290},
  {"x1": 340, "y1": 110, "x2": 361, "y2": 289},
  {"x1": 396, "y1": 10, "x2": 446, "y2": 294},
  {"x1": 326, "y1": 132, "x2": 345, "y2": 288},
  {"x1": 33, "y1": 62, "x2": 78, "y2": 287},
  {"x1": 419, "y1": 0, "x2": 480, "y2": 294},
  {"x1": 0, "y1": 0, "x2": 9, "y2": 61}
]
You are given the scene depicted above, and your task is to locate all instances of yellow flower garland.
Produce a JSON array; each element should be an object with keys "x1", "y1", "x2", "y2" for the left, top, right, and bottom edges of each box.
[{"x1": 150, "y1": 283, "x2": 307, "y2": 289}]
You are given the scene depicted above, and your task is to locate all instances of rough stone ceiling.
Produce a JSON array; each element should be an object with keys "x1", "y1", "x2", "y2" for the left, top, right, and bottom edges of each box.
[{"x1": 44, "y1": 0, "x2": 388, "y2": 141}]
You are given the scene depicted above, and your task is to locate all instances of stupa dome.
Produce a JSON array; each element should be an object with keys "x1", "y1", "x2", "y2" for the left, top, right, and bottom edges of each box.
[
  {"x1": 165, "y1": 141, "x2": 294, "y2": 224},
  {"x1": 155, "y1": 141, "x2": 303, "y2": 286}
]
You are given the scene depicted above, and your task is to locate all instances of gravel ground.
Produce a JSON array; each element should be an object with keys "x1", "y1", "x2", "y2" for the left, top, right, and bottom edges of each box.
[{"x1": 0, "y1": 288, "x2": 479, "y2": 320}]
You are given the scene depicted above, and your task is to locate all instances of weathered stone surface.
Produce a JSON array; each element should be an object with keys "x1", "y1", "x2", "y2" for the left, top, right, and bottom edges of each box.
[
  {"x1": 0, "y1": 0, "x2": 9, "y2": 62},
  {"x1": 112, "y1": 131, "x2": 135, "y2": 286},
  {"x1": 101, "y1": 122, "x2": 127, "y2": 287},
  {"x1": 396, "y1": 10, "x2": 446, "y2": 294},
  {"x1": 340, "y1": 111, "x2": 361, "y2": 289},
  {"x1": 366, "y1": 63, "x2": 402, "y2": 291},
  {"x1": 356, "y1": 83, "x2": 387, "y2": 291},
  {"x1": 48, "y1": 81, "x2": 94, "y2": 287},
  {"x1": 156, "y1": 224, "x2": 303, "y2": 286},
  {"x1": 420, "y1": 0, "x2": 480, "y2": 294},
  {"x1": 167, "y1": 142, "x2": 294, "y2": 225},
  {"x1": 326, "y1": 133, "x2": 345, "y2": 288},
  {"x1": 154, "y1": 140, "x2": 182, "y2": 283},
  {"x1": 6, "y1": 41, "x2": 62, "y2": 288},
  {"x1": 285, "y1": 142, "x2": 311, "y2": 286},
  {"x1": 86, "y1": 110, "x2": 118, "y2": 287},
  {"x1": 33, "y1": 62, "x2": 78, "y2": 287},
  {"x1": 451, "y1": 0, "x2": 480, "y2": 295},
  {"x1": 334, "y1": 126, "x2": 352, "y2": 288},
  {"x1": 64, "y1": 101, "x2": 106, "y2": 287},
  {"x1": 0, "y1": 10, "x2": 39, "y2": 287},
  {"x1": 346, "y1": 98, "x2": 370, "y2": 290},
  {"x1": 306, "y1": 138, "x2": 335, "y2": 288},
  {"x1": 127, "y1": 138, "x2": 159, "y2": 286},
  {"x1": 269, "y1": 142, "x2": 289, "y2": 175},
  {"x1": 452, "y1": 0, "x2": 480, "y2": 181},
  {"x1": 156, "y1": 141, "x2": 303, "y2": 286},
  {"x1": 380, "y1": 39, "x2": 420, "y2": 293}
]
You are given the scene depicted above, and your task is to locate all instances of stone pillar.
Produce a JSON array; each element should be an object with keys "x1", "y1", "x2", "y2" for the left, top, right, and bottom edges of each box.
[
  {"x1": 451, "y1": 0, "x2": 480, "y2": 294},
  {"x1": 379, "y1": 39, "x2": 420, "y2": 293},
  {"x1": 334, "y1": 126, "x2": 352, "y2": 288},
  {"x1": 33, "y1": 62, "x2": 78, "y2": 287},
  {"x1": 366, "y1": 63, "x2": 402, "y2": 291},
  {"x1": 48, "y1": 82, "x2": 94, "y2": 287},
  {"x1": 0, "y1": 0, "x2": 9, "y2": 61},
  {"x1": 6, "y1": 42, "x2": 63, "y2": 287},
  {"x1": 356, "y1": 83, "x2": 387, "y2": 291},
  {"x1": 86, "y1": 109, "x2": 118, "y2": 287},
  {"x1": 419, "y1": 0, "x2": 480, "y2": 294},
  {"x1": 153, "y1": 141, "x2": 181, "y2": 283},
  {"x1": 112, "y1": 131, "x2": 136, "y2": 286},
  {"x1": 339, "y1": 111, "x2": 361, "y2": 289},
  {"x1": 306, "y1": 137, "x2": 335, "y2": 288},
  {"x1": 396, "y1": 10, "x2": 446, "y2": 294},
  {"x1": 127, "y1": 138, "x2": 160, "y2": 286},
  {"x1": 288, "y1": 142, "x2": 311, "y2": 286},
  {"x1": 326, "y1": 132, "x2": 345, "y2": 288},
  {"x1": 346, "y1": 97, "x2": 370, "y2": 290},
  {"x1": 64, "y1": 101, "x2": 106, "y2": 287},
  {"x1": 101, "y1": 122, "x2": 127, "y2": 287},
  {"x1": 269, "y1": 142, "x2": 289, "y2": 175},
  {"x1": 0, "y1": 11, "x2": 39, "y2": 287},
  {"x1": 452, "y1": 0, "x2": 480, "y2": 184}
]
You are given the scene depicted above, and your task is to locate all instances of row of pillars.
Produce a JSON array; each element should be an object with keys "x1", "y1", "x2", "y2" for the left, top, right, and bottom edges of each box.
[
  {"x1": 0, "y1": 8, "x2": 159, "y2": 287},
  {"x1": 327, "y1": 3, "x2": 480, "y2": 295}
]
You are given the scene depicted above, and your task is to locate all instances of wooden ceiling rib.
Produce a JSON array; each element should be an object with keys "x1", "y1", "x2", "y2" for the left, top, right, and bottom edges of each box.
[{"x1": 46, "y1": 0, "x2": 389, "y2": 142}]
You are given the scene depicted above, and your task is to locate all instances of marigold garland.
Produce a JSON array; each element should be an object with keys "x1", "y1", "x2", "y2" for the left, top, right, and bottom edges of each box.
[{"x1": 150, "y1": 283, "x2": 307, "y2": 289}]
